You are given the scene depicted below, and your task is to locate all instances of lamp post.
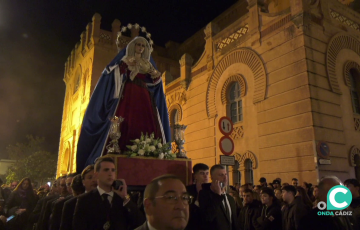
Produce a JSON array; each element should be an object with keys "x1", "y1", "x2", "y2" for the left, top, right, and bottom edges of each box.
[{"x1": 174, "y1": 124, "x2": 187, "y2": 158}]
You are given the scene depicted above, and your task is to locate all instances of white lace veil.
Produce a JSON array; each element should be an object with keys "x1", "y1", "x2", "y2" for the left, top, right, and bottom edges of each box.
[{"x1": 123, "y1": 36, "x2": 151, "y2": 61}]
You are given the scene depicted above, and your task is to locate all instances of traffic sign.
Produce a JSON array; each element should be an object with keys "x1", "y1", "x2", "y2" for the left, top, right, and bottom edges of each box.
[
  {"x1": 219, "y1": 117, "x2": 233, "y2": 136},
  {"x1": 219, "y1": 136, "x2": 234, "y2": 156},
  {"x1": 317, "y1": 141, "x2": 330, "y2": 159},
  {"x1": 220, "y1": 155, "x2": 235, "y2": 166}
]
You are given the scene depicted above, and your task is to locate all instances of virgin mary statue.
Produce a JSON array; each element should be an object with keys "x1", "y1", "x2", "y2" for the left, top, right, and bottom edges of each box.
[{"x1": 76, "y1": 35, "x2": 171, "y2": 173}]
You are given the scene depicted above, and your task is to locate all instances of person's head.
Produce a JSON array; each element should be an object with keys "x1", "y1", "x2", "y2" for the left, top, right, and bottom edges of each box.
[
  {"x1": 253, "y1": 185, "x2": 262, "y2": 194},
  {"x1": 313, "y1": 185, "x2": 319, "y2": 199},
  {"x1": 243, "y1": 189, "x2": 254, "y2": 205},
  {"x1": 261, "y1": 187, "x2": 276, "y2": 206},
  {"x1": 192, "y1": 163, "x2": 209, "y2": 184},
  {"x1": 302, "y1": 182, "x2": 311, "y2": 192},
  {"x1": 71, "y1": 174, "x2": 85, "y2": 196},
  {"x1": 275, "y1": 188, "x2": 282, "y2": 200},
  {"x1": 272, "y1": 180, "x2": 281, "y2": 189},
  {"x1": 344, "y1": 179, "x2": 360, "y2": 198},
  {"x1": 81, "y1": 165, "x2": 97, "y2": 192},
  {"x1": 275, "y1": 177, "x2": 281, "y2": 184},
  {"x1": 50, "y1": 179, "x2": 58, "y2": 194},
  {"x1": 318, "y1": 176, "x2": 342, "y2": 203},
  {"x1": 259, "y1": 177, "x2": 267, "y2": 186},
  {"x1": 10, "y1": 181, "x2": 18, "y2": 190},
  {"x1": 282, "y1": 185, "x2": 297, "y2": 204},
  {"x1": 239, "y1": 185, "x2": 247, "y2": 199},
  {"x1": 126, "y1": 36, "x2": 151, "y2": 60},
  {"x1": 228, "y1": 187, "x2": 239, "y2": 199},
  {"x1": 66, "y1": 173, "x2": 77, "y2": 194},
  {"x1": 94, "y1": 157, "x2": 116, "y2": 188},
  {"x1": 267, "y1": 183, "x2": 274, "y2": 189},
  {"x1": 281, "y1": 183, "x2": 289, "y2": 189},
  {"x1": 296, "y1": 186, "x2": 307, "y2": 197},
  {"x1": 210, "y1": 165, "x2": 227, "y2": 187},
  {"x1": 291, "y1": 178, "x2": 298, "y2": 187},
  {"x1": 14, "y1": 178, "x2": 32, "y2": 191},
  {"x1": 59, "y1": 175, "x2": 68, "y2": 195},
  {"x1": 144, "y1": 174, "x2": 189, "y2": 230}
]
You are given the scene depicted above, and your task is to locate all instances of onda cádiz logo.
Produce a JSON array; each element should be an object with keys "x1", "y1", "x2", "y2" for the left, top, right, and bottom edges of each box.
[{"x1": 317, "y1": 185, "x2": 353, "y2": 216}]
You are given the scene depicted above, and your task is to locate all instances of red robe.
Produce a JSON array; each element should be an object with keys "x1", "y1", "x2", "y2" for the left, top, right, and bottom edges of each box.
[{"x1": 112, "y1": 61, "x2": 163, "y2": 153}]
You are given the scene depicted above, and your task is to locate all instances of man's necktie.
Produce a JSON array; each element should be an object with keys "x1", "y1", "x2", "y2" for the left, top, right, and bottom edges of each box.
[
  {"x1": 222, "y1": 194, "x2": 231, "y2": 222},
  {"x1": 102, "y1": 194, "x2": 111, "y2": 210}
]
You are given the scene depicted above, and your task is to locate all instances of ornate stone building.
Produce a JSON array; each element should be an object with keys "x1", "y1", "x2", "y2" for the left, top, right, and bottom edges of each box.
[{"x1": 57, "y1": 0, "x2": 360, "y2": 185}]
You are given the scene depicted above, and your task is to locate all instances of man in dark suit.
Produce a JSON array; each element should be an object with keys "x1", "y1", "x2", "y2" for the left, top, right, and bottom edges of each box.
[
  {"x1": 73, "y1": 157, "x2": 145, "y2": 230},
  {"x1": 198, "y1": 164, "x2": 239, "y2": 230},
  {"x1": 60, "y1": 164, "x2": 95, "y2": 230},
  {"x1": 135, "y1": 174, "x2": 190, "y2": 230},
  {"x1": 49, "y1": 173, "x2": 78, "y2": 230},
  {"x1": 28, "y1": 179, "x2": 58, "y2": 227},
  {"x1": 186, "y1": 163, "x2": 209, "y2": 230},
  {"x1": 39, "y1": 175, "x2": 72, "y2": 230},
  {"x1": 36, "y1": 179, "x2": 62, "y2": 230}
]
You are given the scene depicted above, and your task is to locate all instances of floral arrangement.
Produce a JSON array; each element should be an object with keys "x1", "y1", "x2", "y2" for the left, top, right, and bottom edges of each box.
[{"x1": 126, "y1": 133, "x2": 176, "y2": 159}]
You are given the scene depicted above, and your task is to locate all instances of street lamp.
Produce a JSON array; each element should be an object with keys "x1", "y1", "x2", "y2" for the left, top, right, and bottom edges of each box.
[{"x1": 174, "y1": 124, "x2": 187, "y2": 158}]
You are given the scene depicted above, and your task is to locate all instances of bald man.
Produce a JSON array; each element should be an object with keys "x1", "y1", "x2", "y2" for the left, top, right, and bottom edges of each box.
[
  {"x1": 135, "y1": 174, "x2": 190, "y2": 230},
  {"x1": 298, "y1": 176, "x2": 356, "y2": 230}
]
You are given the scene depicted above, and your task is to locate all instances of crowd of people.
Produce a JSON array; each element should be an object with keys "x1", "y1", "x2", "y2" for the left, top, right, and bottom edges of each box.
[{"x1": 0, "y1": 158, "x2": 358, "y2": 230}]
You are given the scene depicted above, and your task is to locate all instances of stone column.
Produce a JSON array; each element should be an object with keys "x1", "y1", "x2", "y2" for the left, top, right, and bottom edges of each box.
[
  {"x1": 204, "y1": 22, "x2": 218, "y2": 70},
  {"x1": 179, "y1": 54, "x2": 193, "y2": 89},
  {"x1": 247, "y1": 0, "x2": 261, "y2": 47},
  {"x1": 91, "y1": 13, "x2": 101, "y2": 45},
  {"x1": 112, "y1": 19, "x2": 121, "y2": 47}
]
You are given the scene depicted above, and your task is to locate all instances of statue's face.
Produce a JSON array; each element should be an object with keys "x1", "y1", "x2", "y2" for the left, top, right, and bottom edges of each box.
[{"x1": 135, "y1": 42, "x2": 145, "y2": 54}]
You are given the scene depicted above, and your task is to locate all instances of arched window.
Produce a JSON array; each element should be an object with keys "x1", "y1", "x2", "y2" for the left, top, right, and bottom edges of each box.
[
  {"x1": 170, "y1": 109, "x2": 179, "y2": 141},
  {"x1": 244, "y1": 159, "x2": 253, "y2": 184},
  {"x1": 232, "y1": 161, "x2": 240, "y2": 185},
  {"x1": 228, "y1": 82, "x2": 243, "y2": 123},
  {"x1": 350, "y1": 69, "x2": 360, "y2": 114}
]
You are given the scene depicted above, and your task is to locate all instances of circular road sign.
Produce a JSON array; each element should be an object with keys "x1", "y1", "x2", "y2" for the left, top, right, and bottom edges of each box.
[
  {"x1": 219, "y1": 117, "x2": 233, "y2": 136},
  {"x1": 219, "y1": 136, "x2": 234, "y2": 156},
  {"x1": 317, "y1": 141, "x2": 330, "y2": 159}
]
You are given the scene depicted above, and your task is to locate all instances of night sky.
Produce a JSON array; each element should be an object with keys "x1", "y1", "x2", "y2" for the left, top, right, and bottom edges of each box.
[{"x1": 0, "y1": 0, "x2": 238, "y2": 158}]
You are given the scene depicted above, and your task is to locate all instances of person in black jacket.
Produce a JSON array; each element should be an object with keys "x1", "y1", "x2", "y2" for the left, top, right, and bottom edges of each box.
[
  {"x1": 5, "y1": 177, "x2": 38, "y2": 230},
  {"x1": 281, "y1": 185, "x2": 307, "y2": 230},
  {"x1": 257, "y1": 187, "x2": 281, "y2": 230},
  {"x1": 238, "y1": 189, "x2": 261, "y2": 230},
  {"x1": 186, "y1": 163, "x2": 209, "y2": 230},
  {"x1": 298, "y1": 176, "x2": 356, "y2": 230},
  {"x1": 73, "y1": 157, "x2": 145, "y2": 230},
  {"x1": 198, "y1": 164, "x2": 238, "y2": 230},
  {"x1": 29, "y1": 179, "x2": 59, "y2": 229},
  {"x1": 60, "y1": 165, "x2": 93, "y2": 230},
  {"x1": 49, "y1": 173, "x2": 77, "y2": 230}
]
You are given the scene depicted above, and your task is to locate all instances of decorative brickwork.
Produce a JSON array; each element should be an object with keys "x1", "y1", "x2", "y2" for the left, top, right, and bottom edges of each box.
[
  {"x1": 234, "y1": 150, "x2": 258, "y2": 169},
  {"x1": 326, "y1": 33, "x2": 360, "y2": 94},
  {"x1": 330, "y1": 9, "x2": 360, "y2": 31},
  {"x1": 221, "y1": 74, "x2": 246, "y2": 105},
  {"x1": 206, "y1": 48, "x2": 267, "y2": 118},
  {"x1": 349, "y1": 145, "x2": 360, "y2": 166},
  {"x1": 355, "y1": 117, "x2": 360, "y2": 131},
  {"x1": 230, "y1": 126, "x2": 244, "y2": 139},
  {"x1": 216, "y1": 24, "x2": 249, "y2": 51}
]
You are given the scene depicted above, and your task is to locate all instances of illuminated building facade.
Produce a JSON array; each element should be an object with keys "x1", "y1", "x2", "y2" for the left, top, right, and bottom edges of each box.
[{"x1": 58, "y1": 0, "x2": 360, "y2": 185}]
